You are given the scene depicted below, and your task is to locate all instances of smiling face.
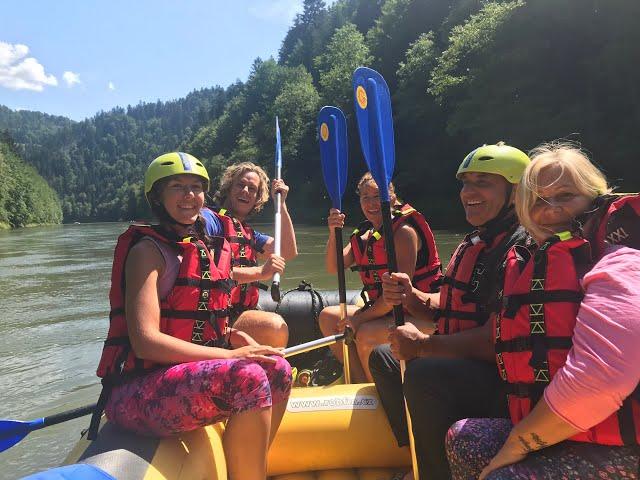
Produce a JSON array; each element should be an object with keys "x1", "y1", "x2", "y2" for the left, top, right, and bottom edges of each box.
[
  {"x1": 527, "y1": 166, "x2": 592, "y2": 243},
  {"x1": 225, "y1": 170, "x2": 261, "y2": 220},
  {"x1": 358, "y1": 180, "x2": 396, "y2": 229},
  {"x1": 160, "y1": 174, "x2": 206, "y2": 225},
  {"x1": 459, "y1": 172, "x2": 511, "y2": 227}
]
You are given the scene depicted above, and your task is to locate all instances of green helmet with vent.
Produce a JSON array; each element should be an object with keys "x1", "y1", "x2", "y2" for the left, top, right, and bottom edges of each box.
[
  {"x1": 457, "y1": 143, "x2": 530, "y2": 184},
  {"x1": 144, "y1": 152, "x2": 210, "y2": 201}
]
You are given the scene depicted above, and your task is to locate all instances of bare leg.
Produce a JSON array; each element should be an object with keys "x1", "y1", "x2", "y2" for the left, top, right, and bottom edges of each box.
[
  {"x1": 318, "y1": 305, "x2": 367, "y2": 382},
  {"x1": 356, "y1": 316, "x2": 435, "y2": 382},
  {"x1": 224, "y1": 406, "x2": 271, "y2": 480},
  {"x1": 318, "y1": 305, "x2": 360, "y2": 362},
  {"x1": 233, "y1": 310, "x2": 289, "y2": 348},
  {"x1": 269, "y1": 400, "x2": 287, "y2": 446}
]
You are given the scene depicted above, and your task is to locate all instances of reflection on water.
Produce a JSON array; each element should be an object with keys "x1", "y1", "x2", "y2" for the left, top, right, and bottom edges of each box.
[{"x1": 0, "y1": 222, "x2": 463, "y2": 479}]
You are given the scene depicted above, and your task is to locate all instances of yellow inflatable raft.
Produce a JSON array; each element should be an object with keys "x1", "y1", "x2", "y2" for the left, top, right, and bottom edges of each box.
[{"x1": 64, "y1": 383, "x2": 411, "y2": 479}]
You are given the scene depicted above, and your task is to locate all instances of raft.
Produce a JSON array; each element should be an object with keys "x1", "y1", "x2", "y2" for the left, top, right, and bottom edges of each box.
[{"x1": 57, "y1": 286, "x2": 411, "y2": 479}]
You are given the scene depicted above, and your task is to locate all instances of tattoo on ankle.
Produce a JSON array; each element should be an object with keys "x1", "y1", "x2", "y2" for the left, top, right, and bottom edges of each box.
[
  {"x1": 531, "y1": 432, "x2": 548, "y2": 448},
  {"x1": 517, "y1": 435, "x2": 535, "y2": 453}
]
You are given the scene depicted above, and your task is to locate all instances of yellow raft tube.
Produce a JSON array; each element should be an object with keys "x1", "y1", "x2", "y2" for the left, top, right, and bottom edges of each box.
[{"x1": 65, "y1": 383, "x2": 411, "y2": 479}]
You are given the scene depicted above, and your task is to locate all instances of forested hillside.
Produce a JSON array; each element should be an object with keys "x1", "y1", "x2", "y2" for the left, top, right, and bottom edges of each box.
[
  {"x1": 3, "y1": 0, "x2": 639, "y2": 226},
  {"x1": 0, "y1": 137, "x2": 62, "y2": 228},
  {"x1": 0, "y1": 86, "x2": 236, "y2": 222}
]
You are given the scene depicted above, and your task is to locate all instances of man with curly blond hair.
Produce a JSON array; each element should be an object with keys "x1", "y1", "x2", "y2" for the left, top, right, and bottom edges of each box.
[{"x1": 202, "y1": 162, "x2": 298, "y2": 348}]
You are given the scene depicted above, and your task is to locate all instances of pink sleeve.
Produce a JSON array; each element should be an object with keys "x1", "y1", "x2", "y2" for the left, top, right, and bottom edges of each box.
[{"x1": 544, "y1": 246, "x2": 640, "y2": 431}]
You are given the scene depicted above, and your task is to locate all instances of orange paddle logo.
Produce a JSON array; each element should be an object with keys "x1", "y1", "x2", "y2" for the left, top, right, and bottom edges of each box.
[
  {"x1": 320, "y1": 122, "x2": 329, "y2": 142},
  {"x1": 356, "y1": 85, "x2": 368, "y2": 110}
]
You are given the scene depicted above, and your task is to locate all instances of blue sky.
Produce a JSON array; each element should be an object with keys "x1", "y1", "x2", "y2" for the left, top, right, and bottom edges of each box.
[{"x1": 0, "y1": 0, "x2": 334, "y2": 121}]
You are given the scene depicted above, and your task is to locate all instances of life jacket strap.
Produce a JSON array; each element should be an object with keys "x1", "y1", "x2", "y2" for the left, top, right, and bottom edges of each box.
[
  {"x1": 161, "y1": 308, "x2": 231, "y2": 319},
  {"x1": 87, "y1": 380, "x2": 112, "y2": 441},
  {"x1": 439, "y1": 275, "x2": 473, "y2": 293},
  {"x1": 350, "y1": 263, "x2": 387, "y2": 272},
  {"x1": 494, "y1": 336, "x2": 573, "y2": 353},
  {"x1": 413, "y1": 266, "x2": 442, "y2": 284},
  {"x1": 173, "y1": 277, "x2": 236, "y2": 294},
  {"x1": 505, "y1": 381, "x2": 546, "y2": 399},
  {"x1": 502, "y1": 290, "x2": 584, "y2": 318}
]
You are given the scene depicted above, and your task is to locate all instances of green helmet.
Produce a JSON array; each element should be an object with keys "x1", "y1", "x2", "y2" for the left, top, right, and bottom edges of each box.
[
  {"x1": 144, "y1": 152, "x2": 210, "y2": 200},
  {"x1": 457, "y1": 143, "x2": 530, "y2": 184}
]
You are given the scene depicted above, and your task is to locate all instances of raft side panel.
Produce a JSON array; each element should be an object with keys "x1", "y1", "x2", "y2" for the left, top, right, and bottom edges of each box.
[{"x1": 267, "y1": 384, "x2": 411, "y2": 475}]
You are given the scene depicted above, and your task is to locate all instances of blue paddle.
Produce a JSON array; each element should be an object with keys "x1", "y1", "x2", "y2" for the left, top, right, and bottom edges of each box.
[
  {"x1": 352, "y1": 67, "x2": 419, "y2": 480},
  {"x1": 318, "y1": 106, "x2": 352, "y2": 384},
  {"x1": 0, "y1": 403, "x2": 96, "y2": 453},
  {"x1": 271, "y1": 116, "x2": 283, "y2": 302},
  {"x1": 352, "y1": 67, "x2": 403, "y2": 326}
]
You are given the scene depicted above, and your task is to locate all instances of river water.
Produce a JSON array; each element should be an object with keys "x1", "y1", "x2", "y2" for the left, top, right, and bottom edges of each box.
[{"x1": 0, "y1": 223, "x2": 463, "y2": 479}]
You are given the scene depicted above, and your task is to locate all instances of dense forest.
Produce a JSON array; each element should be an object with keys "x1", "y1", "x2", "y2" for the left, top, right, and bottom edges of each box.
[
  {"x1": 1, "y1": 0, "x2": 639, "y2": 227},
  {"x1": 0, "y1": 135, "x2": 62, "y2": 228}
]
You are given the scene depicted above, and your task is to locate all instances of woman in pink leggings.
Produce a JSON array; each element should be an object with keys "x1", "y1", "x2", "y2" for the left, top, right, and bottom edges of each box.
[{"x1": 95, "y1": 152, "x2": 291, "y2": 480}]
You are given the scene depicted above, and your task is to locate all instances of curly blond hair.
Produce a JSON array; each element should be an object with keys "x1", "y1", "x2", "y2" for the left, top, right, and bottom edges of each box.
[{"x1": 213, "y1": 162, "x2": 270, "y2": 216}]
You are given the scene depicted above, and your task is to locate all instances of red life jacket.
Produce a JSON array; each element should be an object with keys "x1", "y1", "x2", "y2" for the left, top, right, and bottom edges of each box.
[
  {"x1": 437, "y1": 219, "x2": 526, "y2": 335},
  {"x1": 96, "y1": 225, "x2": 234, "y2": 380},
  {"x1": 211, "y1": 207, "x2": 267, "y2": 313},
  {"x1": 495, "y1": 232, "x2": 640, "y2": 446},
  {"x1": 349, "y1": 204, "x2": 442, "y2": 308},
  {"x1": 592, "y1": 193, "x2": 640, "y2": 259}
]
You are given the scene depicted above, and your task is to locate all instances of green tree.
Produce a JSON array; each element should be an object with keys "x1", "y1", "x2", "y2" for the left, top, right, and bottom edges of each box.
[
  {"x1": 0, "y1": 142, "x2": 62, "y2": 228},
  {"x1": 428, "y1": 1, "x2": 525, "y2": 102},
  {"x1": 314, "y1": 23, "x2": 373, "y2": 110},
  {"x1": 367, "y1": 0, "x2": 455, "y2": 89}
]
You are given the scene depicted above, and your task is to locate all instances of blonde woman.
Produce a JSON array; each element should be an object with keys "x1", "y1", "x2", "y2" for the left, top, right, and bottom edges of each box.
[
  {"x1": 201, "y1": 162, "x2": 298, "y2": 348},
  {"x1": 446, "y1": 143, "x2": 640, "y2": 479}
]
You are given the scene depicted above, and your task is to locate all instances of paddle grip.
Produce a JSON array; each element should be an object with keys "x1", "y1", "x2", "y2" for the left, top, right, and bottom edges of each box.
[
  {"x1": 42, "y1": 404, "x2": 96, "y2": 429},
  {"x1": 381, "y1": 200, "x2": 405, "y2": 326}
]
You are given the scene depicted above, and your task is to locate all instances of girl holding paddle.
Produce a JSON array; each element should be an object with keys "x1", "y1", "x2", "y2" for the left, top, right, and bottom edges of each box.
[
  {"x1": 94, "y1": 153, "x2": 292, "y2": 480},
  {"x1": 201, "y1": 161, "x2": 298, "y2": 348},
  {"x1": 319, "y1": 171, "x2": 442, "y2": 383}
]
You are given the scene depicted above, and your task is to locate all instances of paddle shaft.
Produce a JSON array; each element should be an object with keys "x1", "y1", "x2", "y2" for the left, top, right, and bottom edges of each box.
[
  {"x1": 272, "y1": 190, "x2": 282, "y2": 284},
  {"x1": 283, "y1": 332, "x2": 345, "y2": 358},
  {"x1": 41, "y1": 404, "x2": 96, "y2": 429},
  {"x1": 380, "y1": 200, "x2": 405, "y2": 326},
  {"x1": 333, "y1": 226, "x2": 351, "y2": 384},
  {"x1": 271, "y1": 119, "x2": 283, "y2": 302}
]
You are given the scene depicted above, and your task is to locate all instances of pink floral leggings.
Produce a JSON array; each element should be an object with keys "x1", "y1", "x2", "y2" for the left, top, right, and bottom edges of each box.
[{"x1": 105, "y1": 356, "x2": 292, "y2": 436}]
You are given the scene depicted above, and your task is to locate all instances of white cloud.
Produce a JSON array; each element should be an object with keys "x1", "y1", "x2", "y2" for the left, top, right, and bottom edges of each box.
[
  {"x1": 107, "y1": 81, "x2": 116, "y2": 91},
  {"x1": 62, "y1": 71, "x2": 81, "y2": 87},
  {"x1": 0, "y1": 41, "x2": 58, "y2": 91}
]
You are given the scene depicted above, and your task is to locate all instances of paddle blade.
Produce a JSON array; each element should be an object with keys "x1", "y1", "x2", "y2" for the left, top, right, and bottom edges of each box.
[
  {"x1": 352, "y1": 67, "x2": 395, "y2": 201},
  {"x1": 0, "y1": 418, "x2": 41, "y2": 452},
  {"x1": 318, "y1": 106, "x2": 348, "y2": 210}
]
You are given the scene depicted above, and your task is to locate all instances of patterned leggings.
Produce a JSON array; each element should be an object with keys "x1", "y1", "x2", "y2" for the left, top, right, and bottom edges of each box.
[
  {"x1": 446, "y1": 418, "x2": 640, "y2": 480},
  {"x1": 105, "y1": 356, "x2": 292, "y2": 436}
]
